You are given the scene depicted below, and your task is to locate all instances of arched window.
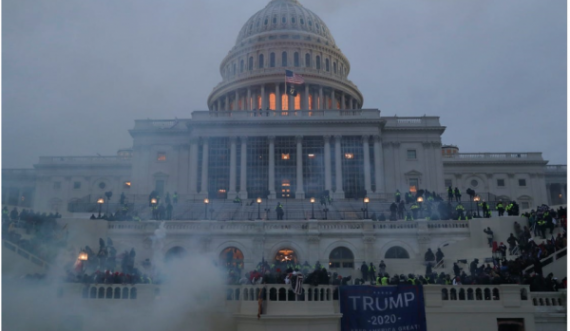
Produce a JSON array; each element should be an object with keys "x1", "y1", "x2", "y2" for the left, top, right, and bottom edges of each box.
[
  {"x1": 294, "y1": 94, "x2": 301, "y2": 110},
  {"x1": 248, "y1": 56, "x2": 253, "y2": 71},
  {"x1": 333, "y1": 62, "x2": 337, "y2": 73},
  {"x1": 325, "y1": 58, "x2": 330, "y2": 71},
  {"x1": 300, "y1": 18, "x2": 304, "y2": 25},
  {"x1": 270, "y1": 53, "x2": 276, "y2": 67},
  {"x1": 273, "y1": 17, "x2": 277, "y2": 24},
  {"x1": 308, "y1": 94, "x2": 313, "y2": 110},
  {"x1": 282, "y1": 17, "x2": 286, "y2": 23},
  {"x1": 316, "y1": 56, "x2": 321, "y2": 70},
  {"x1": 305, "y1": 53, "x2": 311, "y2": 67},
  {"x1": 294, "y1": 52, "x2": 300, "y2": 67},
  {"x1": 291, "y1": 17, "x2": 296, "y2": 23},
  {"x1": 165, "y1": 246, "x2": 187, "y2": 262},
  {"x1": 220, "y1": 247, "x2": 245, "y2": 269},
  {"x1": 384, "y1": 246, "x2": 410, "y2": 259},
  {"x1": 232, "y1": 63, "x2": 236, "y2": 76},
  {"x1": 282, "y1": 52, "x2": 288, "y2": 67},
  {"x1": 240, "y1": 60, "x2": 244, "y2": 73},
  {"x1": 258, "y1": 54, "x2": 264, "y2": 69},
  {"x1": 329, "y1": 247, "x2": 354, "y2": 268},
  {"x1": 281, "y1": 93, "x2": 289, "y2": 110},
  {"x1": 269, "y1": 92, "x2": 276, "y2": 110}
]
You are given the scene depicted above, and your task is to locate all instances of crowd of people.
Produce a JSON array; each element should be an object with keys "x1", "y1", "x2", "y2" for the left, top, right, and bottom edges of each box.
[{"x1": 2, "y1": 206, "x2": 67, "y2": 262}]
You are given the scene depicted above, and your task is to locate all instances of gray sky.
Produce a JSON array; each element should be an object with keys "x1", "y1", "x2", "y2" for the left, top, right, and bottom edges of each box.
[{"x1": 3, "y1": 0, "x2": 567, "y2": 168}]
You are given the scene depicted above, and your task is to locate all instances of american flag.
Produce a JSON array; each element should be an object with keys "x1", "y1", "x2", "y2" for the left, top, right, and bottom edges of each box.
[{"x1": 285, "y1": 70, "x2": 305, "y2": 85}]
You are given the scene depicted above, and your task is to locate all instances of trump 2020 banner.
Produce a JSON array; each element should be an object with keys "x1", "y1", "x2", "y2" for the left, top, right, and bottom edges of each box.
[{"x1": 339, "y1": 285, "x2": 427, "y2": 331}]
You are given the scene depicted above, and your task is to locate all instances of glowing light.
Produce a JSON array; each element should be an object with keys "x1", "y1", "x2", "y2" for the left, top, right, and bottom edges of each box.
[
  {"x1": 344, "y1": 153, "x2": 354, "y2": 159},
  {"x1": 204, "y1": 198, "x2": 210, "y2": 204},
  {"x1": 78, "y1": 252, "x2": 88, "y2": 261},
  {"x1": 97, "y1": 198, "x2": 104, "y2": 204}
]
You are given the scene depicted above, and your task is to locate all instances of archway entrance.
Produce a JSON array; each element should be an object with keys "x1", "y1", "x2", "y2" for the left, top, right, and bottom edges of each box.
[
  {"x1": 219, "y1": 247, "x2": 244, "y2": 269},
  {"x1": 165, "y1": 246, "x2": 187, "y2": 262},
  {"x1": 274, "y1": 248, "x2": 298, "y2": 270}
]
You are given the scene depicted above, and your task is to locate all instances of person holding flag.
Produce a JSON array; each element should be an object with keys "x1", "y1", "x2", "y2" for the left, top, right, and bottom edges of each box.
[{"x1": 285, "y1": 70, "x2": 305, "y2": 111}]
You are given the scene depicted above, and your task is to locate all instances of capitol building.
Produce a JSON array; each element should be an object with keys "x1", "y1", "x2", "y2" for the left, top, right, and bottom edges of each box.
[{"x1": 2, "y1": 0, "x2": 567, "y2": 330}]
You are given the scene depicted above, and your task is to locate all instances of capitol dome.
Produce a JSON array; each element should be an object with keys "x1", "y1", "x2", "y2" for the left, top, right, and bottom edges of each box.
[{"x1": 207, "y1": 0, "x2": 363, "y2": 112}]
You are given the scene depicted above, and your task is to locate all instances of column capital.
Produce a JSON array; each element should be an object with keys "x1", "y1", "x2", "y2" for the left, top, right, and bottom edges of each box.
[
  {"x1": 334, "y1": 135, "x2": 342, "y2": 141},
  {"x1": 391, "y1": 141, "x2": 401, "y2": 147},
  {"x1": 295, "y1": 135, "x2": 304, "y2": 143},
  {"x1": 268, "y1": 136, "x2": 276, "y2": 143},
  {"x1": 229, "y1": 136, "x2": 238, "y2": 143},
  {"x1": 323, "y1": 135, "x2": 332, "y2": 143},
  {"x1": 362, "y1": 135, "x2": 371, "y2": 143},
  {"x1": 189, "y1": 137, "x2": 200, "y2": 144},
  {"x1": 240, "y1": 136, "x2": 248, "y2": 143},
  {"x1": 200, "y1": 137, "x2": 209, "y2": 145},
  {"x1": 373, "y1": 135, "x2": 382, "y2": 143}
]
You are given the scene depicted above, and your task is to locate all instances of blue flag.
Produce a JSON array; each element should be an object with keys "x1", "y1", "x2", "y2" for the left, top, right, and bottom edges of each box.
[{"x1": 339, "y1": 285, "x2": 427, "y2": 331}]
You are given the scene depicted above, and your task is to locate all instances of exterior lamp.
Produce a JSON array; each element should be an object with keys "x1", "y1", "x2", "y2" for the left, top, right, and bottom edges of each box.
[
  {"x1": 417, "y1": 196, "x2": 424, "y2": 219},
  {"x1": 363, "y1": 197, "x2": 370, "y2": 219},
  {"x1": 78, "y1": 252, "x2": 88, "y2": 261},
  {"x1": 257, "y1": 198, "x2": 262, "y2": 220},
  {"x1": 310, "y1": 198, "x2": 316, "y2": 219},
  {"x1": 474, "y1": 196, "x2": 481, "y2": 217},
  {"x1": 97, "y1": 198, "x2": 104, "y2": 218}
]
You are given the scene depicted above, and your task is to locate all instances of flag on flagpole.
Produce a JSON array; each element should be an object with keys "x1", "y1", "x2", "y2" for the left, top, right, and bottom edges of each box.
[{"x1": 285, "y1": 70, "x2": 305, "y2": 85}]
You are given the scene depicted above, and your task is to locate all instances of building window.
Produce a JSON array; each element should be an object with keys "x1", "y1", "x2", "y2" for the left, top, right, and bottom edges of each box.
[
  {"x1": 275, "y1": 137, "x2": 298, "y2": 199},
  {"x1": 98, "y1": 182, "x2": 106, "y2": 189},
  {"x1": 385, "y1": 246, "x2": 410, "y2": 259},
  {"x1": 282, "y1": 17, "x2": 286, "y2": 23},
  {"x1": 333, "y1": 62, "x2": 337, "y2": 73},
  {"x1": 240, "y1": 60, "x2": 244, "y2": 72},
  {"x1": 407, "y1": 150, "x2": 417, "y2": 160},
  {"x1": 281, "y1": 153, "x2": 290, "y2": 160},
  {"x1": 258, "y1": 54, "x2": 264, "y2": 68},
  {"x1": 73, "y1": 182, "x2": 81, "y2": 189},
  {"x1": 247, "y1": 137, "x2": 269, "y2": 199},
  {"x1": 471, "y1": 179, "x2": 479, "y2": 187},
  {"x1": 521, "y1": 202, "x2": 530, "y2": 209},
  {"x1": 329, "y1": 247, "x2": 354, "y2": 269},
  {"x1": 248, "y1": 56, "x2": 253, "y2": 71},
  {"x1": 281, "y1": 93, "x2": 289, "y2": 110},
  {"x1": 300, "y1": 18, "x2": 304, "y2": 25},
  {"x1": 53, "y1": 182, "x2": 61, "y2": 190},
  {"x1": 269, "y1": 92, "x2": 276, "y2": 110},
  {"x1": 341, "y1": 136, "x2": 365, "y2": 199},
  {"x1": 208, "y1": 138, "x2": 230, "y2": 199},
  {"x1": 273, "y1": 17, "x2": 277, "y2": 24},
  {"x1": 303, "y1": 137, "x2": 325, "y2": 197},
  {"x1": 497, "y1": 179, "x2": 505, "y2": 187},
  {"x1": 232, "y1": 63, "x2": 236, "y2": 76},
  {"x1": 409, "y1": 178, "x2": 419, "y2": 190},
  {"x1": 264, "y1": 19, "x2": 268, "y2": 25},
  {"x1": 157, "y1": 153, "x2": 166, "y2": 161},
  {"x1": 293, "y1": 52, "x2": 300, "y2": 67},
  {"x1": 270, "y1": 53, "x2": 275, "y2": 67},
  {"x1": 281, "y1": 52, "x2": 287, "y2": 67},
  {"x1": 305, "y1": 53, "x2": 311, "y2": 67},
  {"x1": 518, "y1": 179, "x2": 527, "y2": 187},
  {"x1": 316, "y1": 56, "x2": 321, "y2": 70},
  {"x1": 445, "y1": 179, "x2": 452, "y2": 188},
  {"x1": 325, "y1": 58, "x2": 330, "y2": 71},
  {"x1": 308, "y1": 20, "x2": 312, "y2": 26}
]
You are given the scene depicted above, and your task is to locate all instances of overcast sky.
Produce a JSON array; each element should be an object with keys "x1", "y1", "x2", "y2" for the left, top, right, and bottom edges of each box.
[{"x1": 3, "y1": 0, "x2": 567, "y2": 168}]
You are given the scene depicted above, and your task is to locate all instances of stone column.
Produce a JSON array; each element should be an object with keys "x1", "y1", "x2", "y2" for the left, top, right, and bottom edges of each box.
[
  {"x1": 373, "y1": 136, "x2": 385, "y2": 194},
  {"x1": 239, "y1": 137, "x2": 248, "y2": 199},
  {"x1": 289, "y1": 93, "x2": 295, "y2": 111},
  {"x1": 200, "y1": 138, "x2": 209, "y2": 198},
  {"x1": 268, "y1": 136, "x2": 276, "y2": 199},
  {"x1": 295, "y1": 135, "x2": 305, "y2": 199},
  {"x1": 228, "y1": 137, "x2": 237, "y2": 199},
  {"x1": 334, "y1": 135, "x2": 345, "y2": 199},
  {"x1": 304, "y1": 85, "x2": 310, "y2": 110},
  {"x1": 247, "y1": 88, "x2": 252, "y2": 110},
  {"x1": 189, "y1": 138, "x2": 199, "y2": 195},
  {"x1": 363, "y1": 135, "x2": 372, "y2": 195},
  {"x1": 261, "y1": 85, "x2": 266, "y2": 110},
  {"x1": 276, "y1": 84, "x2": 281, "y2": 111},
  {"x1": 341, "y1": 93, "x2": 346, "y2": 110},
  {"x1": 324, "y1": 135, "x2": 332, "y2": 192},
  {"x1": 319, "y1": 86, "x2": 324, "y2": 110},
  {"x1": 234, "y1": 91, "x2": 239, "y2": 110},
  {"x1": 225, "y1": 95, "x2": 229, "y2": 111}
]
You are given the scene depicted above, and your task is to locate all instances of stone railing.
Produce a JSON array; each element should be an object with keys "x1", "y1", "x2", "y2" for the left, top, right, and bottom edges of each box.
[
  {"x1": 547, "y1": 165, "x2": 567, "y2": 172},
  {"x1": 383, "y1": 116, "x2": 442, "y2": 127},
  {"x1": 522, "y1": 247, "x2": 567, "y2": 274},
  {"x1": 191, "y1": 109, "x2": 380, "y2": 120},
  {"x1": 37, "y1": 156, "x2": 132, "y2": 164},
  {"x1": 443, "y1": 152, "x2": 544, "y2": 161},
  {"x1": 3, "y1": 240, "x2": 50, "y2": 269},
  {"x1": 531, "y1": 290, "x2": 566, "y2": 310},
  {"x1": 58, "y1": 283, "x2": 159, "y2": 301},
  {"x1": 107, "y1": 220, "x2": 471, "y2": 235}
]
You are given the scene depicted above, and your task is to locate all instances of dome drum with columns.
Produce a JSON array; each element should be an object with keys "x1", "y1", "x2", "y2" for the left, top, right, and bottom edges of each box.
[{"x1": 207, "y1": 0, "x2": 363, "y2": 112}]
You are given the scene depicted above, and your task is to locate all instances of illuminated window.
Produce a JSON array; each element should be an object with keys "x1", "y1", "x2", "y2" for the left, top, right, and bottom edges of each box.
[
  {"x1": 269, "y1": 93, "x2": 276, "y2": 110},
  {"x1": 308, "y1": 154, "x2": 315, "y2": 159},
  {"x1": 329, "y1": 247, "x2": 354, "y2": 269},
  {"x1": 345, "y1": 153, "x2": 354, "y2": 159},
  {"x1": 282, "y1": 179, "x2": 291, "y2": 187},
  {"x1": 219, "y1": 189, "x2": 227, "y2": 193},
  {"x1": 308, "y1": 94, "x2": 313, "y2": 110},
  {"x1": 281, "y1": 94, "x2": 289, "y2": 110},
  {"x1": 282, "y1": 153, "x2": 290, "y2": 160},
  {"x1": 294, "y1": 94, "x2": 301, "y2": 110},
  {"x1": 409, "y1": 178, "x2": 418, "y2": 191},
  {"x1": 275, "y1": 248, "x2": 298, "y2": 264},
  {"x1": 124, "y1": 181, "x2": 132, "y2": 189},
  {"x1": 257, "y1": 95, "x2": 262, "y2": 110},
  {"x1": 157, "y1": 152, "x2": 166, "y2": 161}
]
